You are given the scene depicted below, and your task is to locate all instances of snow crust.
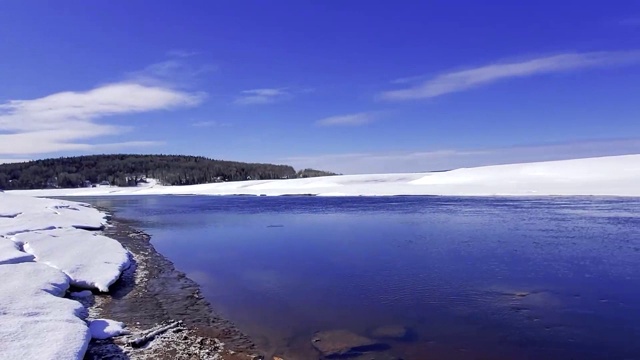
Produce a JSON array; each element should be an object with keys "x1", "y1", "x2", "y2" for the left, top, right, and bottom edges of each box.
[
  {"x1": 9, "y1": 154, "x2": 640, "y2": 197},
  {"x1": 0, "y1": 195, "x2": 105, "y2": 235},
  {"x1": 0, "y1": 236, "x2": 34, "y2": 264},
  {"x1": 0, "y1": 262, "x2": 90, "y2": 360},
  {"x1": 17, "y1": 228, "x2": 130, "y2": 292},
  {"x1": 0, "y1": 192, "x2": 131, "y2": 359},
  {"x1": 88, "y1": 319, "x2": 129, "y2": 339}
]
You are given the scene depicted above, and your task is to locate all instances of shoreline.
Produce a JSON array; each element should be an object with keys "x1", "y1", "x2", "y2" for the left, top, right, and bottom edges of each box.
[
  {"x1": 85, "y1": 210, "x2": 263, "y2": 360},
  {"x1": 7, "y1": 154, "x2": 640, "y2": 198}
]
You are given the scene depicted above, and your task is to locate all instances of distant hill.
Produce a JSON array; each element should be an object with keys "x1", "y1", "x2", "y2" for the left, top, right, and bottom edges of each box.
[{"x1": 0, "y1": 154, "x2": 336, "y2": 190}]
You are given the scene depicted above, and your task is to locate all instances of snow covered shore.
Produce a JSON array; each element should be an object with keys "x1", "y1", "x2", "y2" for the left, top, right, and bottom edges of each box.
[
  {"x1": 10, "y1": 154, "x2": 640, "y2": 197},
  {"x1": 1, "y1": 154, "x2": 637, "y2": 358},
  {"x1": 0, "y1": 193, "x2": 130, "y2": 359}
]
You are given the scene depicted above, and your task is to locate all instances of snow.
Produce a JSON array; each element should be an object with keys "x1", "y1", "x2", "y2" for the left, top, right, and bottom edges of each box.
[
  {"x1": 88, "y1": 319, "x2": 129, "y2": 339},
  {"x1": 0, "y1": 236, "x2": 34, "y2": 264},
  {"x1": 8, "y1": 154, "x2": 640, "y2": 197},
  {"x1": 0, "y1": 192, "x2": 131, "y2": 359},
  {"x1": 0, "y1": 262, "x2": 90, "y2": 360},
  {"x1": 16, "y1": 228, "x2": 130, "y2": 292},
  {"x1": 0, "y1": 195, "x2": 105, "y2": 236}
]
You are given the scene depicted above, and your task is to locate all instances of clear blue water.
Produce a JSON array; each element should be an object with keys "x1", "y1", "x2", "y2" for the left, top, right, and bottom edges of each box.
[{"x1": 78, "y1": 196, "x2": 640, "y2": 359}]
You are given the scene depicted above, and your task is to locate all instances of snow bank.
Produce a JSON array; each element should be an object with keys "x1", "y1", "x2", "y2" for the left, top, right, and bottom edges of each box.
[
  {"x1": 0, "y1": 236, "x2": 34, "y2": 264},
  {"x1": 88, "y1": 319, "x2": 129, "y2": 339},
  {"x1": 0, "y1": 192, "x2": 131, "y2": 359},
  {"x1": 0, "y1": 262, "x2": 90, "y2": 360},
  {"x1": 16, "y1": 228, "x2": 130, "y2": 292},
  {"x1": 9, "y1": 154, "x2": 640, "y2": 197},
  {"x1": 0, "y1": 194, "x2": 105, "y2": 235}
]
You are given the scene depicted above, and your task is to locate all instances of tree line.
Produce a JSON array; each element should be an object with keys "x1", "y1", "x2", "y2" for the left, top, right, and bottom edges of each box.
[{"x1": 0, "y1": 154, "x2": 336, "y2": 190}]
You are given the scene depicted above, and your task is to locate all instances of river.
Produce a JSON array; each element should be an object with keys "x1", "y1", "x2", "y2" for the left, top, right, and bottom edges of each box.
[{"x1": 75, "y1": 195, "x2": 640, "y2": 359}]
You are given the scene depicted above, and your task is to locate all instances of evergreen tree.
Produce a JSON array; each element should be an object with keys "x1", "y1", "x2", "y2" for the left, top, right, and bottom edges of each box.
[{"x1": 0, "y1": 154, "x2": 335, "y2": 190}]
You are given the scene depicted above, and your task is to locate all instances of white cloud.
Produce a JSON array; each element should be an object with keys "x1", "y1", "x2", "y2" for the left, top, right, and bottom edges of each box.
[
  {"x1": 316, "y1": 112, "x2": 377, "y2": 126},
  {"x1": 0, "y1": 82, "x2": 203, "y2": 156},
  {"x1": 280, "y1": 138, "x2": 640, "y2": 174},
  {"x1": 234, "y1": 88, "x2": 291, "y2": 105},
  {"x1": 380, "y1": 51, "x2": 640, "y2": 101}
]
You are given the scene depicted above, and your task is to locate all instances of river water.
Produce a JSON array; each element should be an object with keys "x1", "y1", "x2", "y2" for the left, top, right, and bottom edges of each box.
[{"x1": 76, "y1": 196, "x2": 640, "y2": 359}]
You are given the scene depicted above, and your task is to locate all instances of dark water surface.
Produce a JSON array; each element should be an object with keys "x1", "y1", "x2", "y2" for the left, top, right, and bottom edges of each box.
[{"x1": 76, "y1": 196, "x2": 640, "y2": 359}]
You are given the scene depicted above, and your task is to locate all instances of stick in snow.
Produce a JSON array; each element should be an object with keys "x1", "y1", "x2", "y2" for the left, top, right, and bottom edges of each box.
[{"x1": 129, "y1": 321, "x2": 182, "y2": 348}]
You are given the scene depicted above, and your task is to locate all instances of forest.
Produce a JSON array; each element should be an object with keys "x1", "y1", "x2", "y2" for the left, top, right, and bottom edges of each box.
[{"x1": 0, "y1": 154, "x2": 335, "y2": 190}]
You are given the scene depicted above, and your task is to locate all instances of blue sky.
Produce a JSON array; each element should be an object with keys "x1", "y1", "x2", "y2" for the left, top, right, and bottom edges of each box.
[{"x1": 1, "y1": 1, "x2": 640, "y2": 173}]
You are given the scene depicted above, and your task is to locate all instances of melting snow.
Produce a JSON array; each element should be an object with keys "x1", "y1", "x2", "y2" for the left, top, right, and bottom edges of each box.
[
  {"x1": 17, "y1": 228, "x2": 130, "y2": 292},
  {"x1": 0, "y1": 192, "x2": 130, "y2": 360},
  {"x1": 0, "y1": 262, "x2": 90, "y2": 360},
  {"x1": 88, "y1": 319, "x2": 129, "y2": 339}
]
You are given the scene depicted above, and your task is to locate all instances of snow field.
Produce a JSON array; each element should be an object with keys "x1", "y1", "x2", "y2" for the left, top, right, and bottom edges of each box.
[{"x1": 9, "y1": 154, "x2": 640, "y2": 197}]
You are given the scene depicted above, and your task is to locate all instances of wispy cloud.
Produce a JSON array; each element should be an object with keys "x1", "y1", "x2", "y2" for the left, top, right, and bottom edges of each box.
[
  {"x1": 316, "y1": 112, "x2": 377, "y2": 126},
  {"x1": 191, "y1": 120, "x2": 230, "y2": 127},
  {"x1": 281, "y1": 138, "x2": 640, "y2": 174},
  {"x1": 379, "y1": 51, "x2": 640, "y2": 101},
  {"x1": 234, "y1": 88, "x2": 291, "y2": 105},
  {"x1": 0, "y1": 82, "x2": 203, "y2": 156},
  {"x1": 127, "y1": 60, "x2": 216, "y2": 88},
  {"x1": 166, "y1": 49, "x2": 200, "y2": 58}
]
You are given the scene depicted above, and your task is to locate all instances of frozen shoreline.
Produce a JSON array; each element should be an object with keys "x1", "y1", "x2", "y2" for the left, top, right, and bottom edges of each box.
[
  {"x1": 84, "y1": 213, "x2": 259, "y2": 360},
  {"x1": 0, "y1": 193, "x2": 261, "y2": 360},
  {"x1": 0, "y1": 193, "x2": 130, "y2": 359},
  {"x1": 9, "y1": 154, "x2": 640, "y2": 198}
]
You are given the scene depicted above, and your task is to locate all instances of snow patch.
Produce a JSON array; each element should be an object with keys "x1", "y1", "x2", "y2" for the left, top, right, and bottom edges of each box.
[
  {"x1": 88, "y1": 319, "x2": 129, "y2": 339},
  {"x1": 0, "y1": 194, "x2": 106, "y2": 235},
  {"x1": 17, "y1": 228, "x2": 131, "y2": 292}
]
